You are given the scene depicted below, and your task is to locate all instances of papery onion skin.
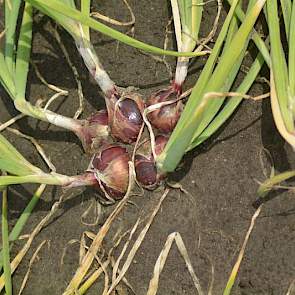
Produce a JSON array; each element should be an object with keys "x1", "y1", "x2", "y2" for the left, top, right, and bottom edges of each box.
[
  {"x1": 91, "y1": 145, "x2": 130, "y2": 199},
  {"x1": 75, "y1": 110, "x2": 109, "y2": 153},
  {"x1": 147, "y1": 85, "x2": 183, "y2": 133}
]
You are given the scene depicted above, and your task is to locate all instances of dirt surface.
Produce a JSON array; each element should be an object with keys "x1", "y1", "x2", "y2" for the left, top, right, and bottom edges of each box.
[{"x1": 0, "y1": 1, "x2": 295, "y2": 294}]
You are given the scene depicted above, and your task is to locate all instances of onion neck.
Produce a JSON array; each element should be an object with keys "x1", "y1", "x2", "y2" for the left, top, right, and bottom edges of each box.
[
  {"x1": 75, "y1": 35, "x2": 116, "y2": 95},
  {"x1": 174, "y1": 58, "x2": 189, "y2": 90},
  {"x1": 174, "y1": 36, "x2": 197, "y2": 90},
  {"x1": 14, "y1": 99, "x2": 84, "y2": 133}
]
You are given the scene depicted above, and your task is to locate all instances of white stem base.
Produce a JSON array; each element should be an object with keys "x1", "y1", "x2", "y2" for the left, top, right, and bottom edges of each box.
[{"x1": 174, "y1": 58, "x2": 189, "y2": 87}]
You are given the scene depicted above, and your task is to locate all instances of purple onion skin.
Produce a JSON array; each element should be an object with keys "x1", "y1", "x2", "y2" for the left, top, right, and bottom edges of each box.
[
  {"x1": 135, "y1": 135, "x2": 169, "y2": 190},
  {"x1": 91, "y1": 145, "x2": 130, "y2": 199},
  {"x1": 75, "y1": 110, "x2": 109, "y2": 153},
  {"x1": 147, "y1": 83, "x2": 183, "y2": 133},
  {"x1": 135, "y1": 155, "x2": 158, "y2": 189},
  {"x1": 106, "y1": 90, "x2": 145, "y2": 143}
]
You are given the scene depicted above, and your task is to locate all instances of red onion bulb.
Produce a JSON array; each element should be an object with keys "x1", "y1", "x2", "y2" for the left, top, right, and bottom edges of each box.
[
  {"x1": 106, "y1": 91, "x2": 145, "y2": 143},
  {"x1": 147, "y1": 85, "x2": 183, "y2": 133},
  {"x1": 90, "y1": 145, "x2": 130, "y2": 199},
  {"x1": 135, "y1": 135, "x2": 169, "y2": 190},
  {"x1": 75, "y1": 110, "x2": 109, "y2": 153}
]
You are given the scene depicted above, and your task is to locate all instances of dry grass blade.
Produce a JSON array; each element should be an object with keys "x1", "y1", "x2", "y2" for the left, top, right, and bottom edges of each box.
[
  {"x1": 223, "y1": 205, "x2": 262, "y2": 294},
  {"x1": 0, "y1": 191, "x2": 67, "y2": 290},
  {"x1": 203, "y1": 91, "x2": 270, "y2": 101},
  {"x1": 91, "y1": 0, "x2": 135, "y2": 27},
  {"x1": 146, "y1": 232, "x2": 204, "y2": 295},
  {"x1": 77, "y1": 227, "x2": 134, "y2": 294},
  {"x1": 110, "y1": 257, "x2": 135, "y2": 294},
  {"x1": 106, "y1": 188, "x2": 170, "y2": 295},
  {"x1": 63, "y1": 162, "x2": 136, "y2": 294},
  {"x1": 17, "y1": 240, "x2": 48, "y2": 295},
  {"x1": 286, "y1": 279, "x2": 295, "y2": 295},
  {"x1": 0, "y1": 114, "x2": 25, "y2": 132},
  {"x1": 111, "y1": 218, "x2": 140, "y2": 284}
]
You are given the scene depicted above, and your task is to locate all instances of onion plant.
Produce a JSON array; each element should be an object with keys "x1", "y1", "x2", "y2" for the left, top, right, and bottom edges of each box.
[
  {"x1": 1, "y1": 1, "x2": 206, "y2": 154},
  {"x1": 157, "y1": 0, "x2": 267, "y2": 173},
  {"x1": 1, "y1": 1, "x2": 110, "y2": 153},
  {"x1": 255, "y1": 1, "x2": 295, "y2": 198},
  {"x1": 0, "y1": 133, "x2": 134, "y2": 201},
  {"x1": 147, "y1": 0, "x2": 203, "y2": 133},
  {"x1": 266, "y1": 0, "x2": 295, "y2": 147}
]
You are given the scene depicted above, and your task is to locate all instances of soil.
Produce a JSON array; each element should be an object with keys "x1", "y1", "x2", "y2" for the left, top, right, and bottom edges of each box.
[{"x1": 0, "y1": 1, "x2": 295, "y2": 295}]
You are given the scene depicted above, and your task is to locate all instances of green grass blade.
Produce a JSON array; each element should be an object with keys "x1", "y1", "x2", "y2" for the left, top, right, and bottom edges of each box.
[
  {"x1": 0, "y1": 174, "x2": 66, "y2": 186},
  {"x1": 0, "y1": 184, "x2": 46, "y2": 271},
  {"x1": 267, "y1": 0, "x2": 293, "y2": 132},
  {"x1": 81, "y1": 0, "x2": 91, "y2": 41},
  {"x1": 24, "y1": 0, "x2": 205, "y2": 57},
  {"x1": 178, "y1": 0, "x2": 188, "y2": 32},
  {"x1": 9, "y1": 184, "x2": 45, "y2": 242},
  {"x1": 167, "y1": 0, "x2": 240, "y2": 146},
  {"x1": 1, "y1": 188, "x2": 12, "y2": 295},
  {"x1": 0, "y1": 134, "x2": 43, "y2": 176},
  {"x1": 4, "y1": 0, "x2": 22, "y2": 74},
  {"x1": 257, "y1": 170, "x2": 295, "y2": 197},
  {"x1": 157, "y1": 0, "x2": 240, "y2": 169},
  {"x1": 280, "y1": 0, "x2": 292, "y2": 39},
  {"x1": 189, "y1": 52, "x2": 265, "y2": 149},
  {"x1": 226, "y1": 0, "x2": 270, "y2": 67},
  {"x1": 0, "y1": 60, "x2": 15, "y2": 99},
  {"x1": 288, "y1": 0, "x2": 295, "y2": 96},
  {"x1": 0, "y1": 33, "x2": 15, "y2": 98},
  {"x1": 158, "y1": 0, "x2": 266, "y2": 172},
  {"x1": 180, "y1": 0, "x2": 203, "y2": 52},
  {"x1": 15, "y1": 3, "x2": 33, "y2": 101},
  {"x1": 191, "y1": 0, "x2": 203, "y2": 41},
  {"x1": 222, "y1": 2, "x2": 240, "y2": 53}
]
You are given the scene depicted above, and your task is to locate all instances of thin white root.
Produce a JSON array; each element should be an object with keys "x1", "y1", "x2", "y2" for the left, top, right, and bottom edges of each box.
[
  {"x1": 54, "y1": 29, "x2": 84, "y2": 119},
  {"x1": 80, "y1": 198, "x2": 102, "y2": 226},
  {"x1": 60, "y1": 239, "x2": 80, "y2": 266},
  {"x1": 31, "y1": 61, "x2": 69, "y2": 95},
  {"x1": 91, "y1": 0, "x2": 135, "y2": 27},
  {"x1": 0, "y1": 114, "x2": 25, "y2": 132}
]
